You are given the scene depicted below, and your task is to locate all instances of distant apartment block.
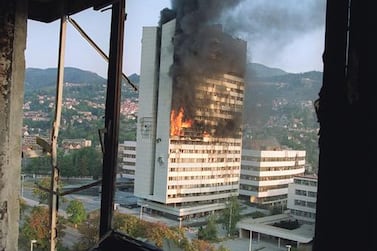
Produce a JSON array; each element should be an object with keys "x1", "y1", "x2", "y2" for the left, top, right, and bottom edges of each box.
[
  {"x1": 118, "y1": 141, "x2": 136, "y2": 179},
  {"x1": 287, "y1": 174, "x2": 317, "y2": 224},
  {"x1": 61, "y1": 138, "x2": 92, "y2": 150},
  {"x1": 134, "y1": 15, "x2": 247, "y2": 218},
  {"x1": 240, "y1": 139, "x2": 306, "y2": 208}
]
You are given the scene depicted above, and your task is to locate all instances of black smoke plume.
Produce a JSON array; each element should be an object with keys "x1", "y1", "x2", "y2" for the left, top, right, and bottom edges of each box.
[{"x1": 160, "y1": 0, "x2": 246, "y2": 138}]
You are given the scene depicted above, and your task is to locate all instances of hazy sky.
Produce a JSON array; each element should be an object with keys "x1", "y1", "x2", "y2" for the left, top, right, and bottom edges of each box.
[{"x1": 25, "y1": 0, "x2": 326, "y2": 78}]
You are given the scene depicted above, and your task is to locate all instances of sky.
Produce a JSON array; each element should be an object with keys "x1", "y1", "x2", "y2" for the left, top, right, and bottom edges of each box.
[{"x1": 25, "y1": 0, "x2": 326, "y2": 78}]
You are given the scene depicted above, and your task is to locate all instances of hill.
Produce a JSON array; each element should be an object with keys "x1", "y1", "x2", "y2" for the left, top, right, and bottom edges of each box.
[
  {"x1": 243, "y1": 64, "x2": 322, "y2": 128},
  {"x1": 25, "y1": 67, "x2": 106, "y2": 89},
  {"x1": 24, "y1": 67, "x2": 139, "y2": 99},
  {"x1": 246, "y1": 62, "x2": 287, "y2": 79}
]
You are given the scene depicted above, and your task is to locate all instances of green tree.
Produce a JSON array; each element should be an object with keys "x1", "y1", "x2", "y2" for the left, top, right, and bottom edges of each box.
[
  {"x1": 60, "y1": 152, "x2": 78, "y2": 178},
  {"x1": 33, "y1": 177, "x2": 65, "y2": 204},
  {"x1": 145, "y1": 221, "x2": 177, "y2": 248},
  {"x1": 198, "y1": 214, "x2": 218, "y2": 241},
  {"x1": 219, "y1": 197, "x2": 241, "y2": 237},
  {"x1": 25, "y1": 155, "x2": 51, "y2": 175},
  {"x1": 113, "y1": 212, "x2": 142, "y2": 237},
  {"x1": 18, "y1": 206, "x2": 66, "y2": 250},
  {"x1": 66, "y1": 199, "x2": 87, "y2": 227},
  {"x1": 191, "y1": 239, "x2": 216, "y2": 251},
  {"x1": 69, "y1": 147, "x2": 102, "y2": 179},
  {"x1": 32, "y1": 177, "x2": 51, "y2": 204},
  {"x1": 74, "y1": 210, "x2": 100, "y2": 250},
  {"x1": 113, "y1": 212, "x2": 186, "y2": 249}
]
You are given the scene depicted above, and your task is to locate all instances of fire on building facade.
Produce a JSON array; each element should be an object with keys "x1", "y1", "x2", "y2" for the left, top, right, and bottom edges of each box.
[{"x1": 134, "y1": 2, "x2": 247, "y2": 218}]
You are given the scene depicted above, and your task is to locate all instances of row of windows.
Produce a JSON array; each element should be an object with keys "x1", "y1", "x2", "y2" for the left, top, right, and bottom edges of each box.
[
  {"x1": 244, "y1": 194, "x2": 287, "y2": 204},
  {"x1": 196, "y1": 85, "x2": 243, "y2": 97},
  {"x1": 170, "y1": 157, "x2": 240, "y2": 163},
  {"x1": 240, "y1": 174, "x2": 294, "y2": 181},
  {"x1": 240, "y1": 184, "x2": 287, "y2": 192},
  {"x1": 123, "y1": 146, "x2": 136, "y2": 151},
  {"x1": 241, "y1": 165, "x2": 304, "y2": 172},
  {"x1": 168, "y1": 174, "x2": 239, "y2": 181},
  {"x1": 295, "y1": 189, "x2": 317, "y2": 197},
  {"x1": 169, "y1": 166, "x2": 239, "y2": 172},
  {"x1": 123, "y1": 162, "x2": 135, "y2": 166},
  {"x1": 294, "y1": 199, "x2": 316, "y2": 208},
  {"x1": 294, "y1": 179, "x2": 318, "y2": 187},
  {"x1": 256, "y1": 194, "x2": 287, "y2": 203},
  {"x1": 194, "y1": 110, "x2": 242, "y2": 121},
  {"x1": 195, "y1": 102, "x2": 244, "y2": 113},
  {"x1": 123, "y1": 170, "x2": 135, "y2": 175},
  {"x1": 196, "y1": 90, "x2": 244, "y2": 103},
  {"x1": 205, "y1": 76, "x2": 244, "y2": 90},
  {"x1": 167, "y1": 188, "x2": 238, "y2": 199},
  {"x1": 242, "y1": 156, "x2": 305, "y2": 162},
  {"x1": 170, "y1": 140, "x2": 241, "y2": 146},
  {"x1": 123, "y1": 154, "x2": 136, "y2": 158},
  {"x1": 170, "y1": 149, "x2": 240, "y2": 154},
  {"x1": 290, "y1": 209, "x2": 316, "y2": 219},
  {"x1": 203, "y1": 78, "x2": 244, "y2": 90},
  {"x1": 167, "y1": 181, "x2": 238, "y2": 190}
]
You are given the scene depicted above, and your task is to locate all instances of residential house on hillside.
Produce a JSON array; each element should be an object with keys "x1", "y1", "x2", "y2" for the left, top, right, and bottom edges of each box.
[{"x1": 61, "y1": 138, "x2": 92, "y2": 150}]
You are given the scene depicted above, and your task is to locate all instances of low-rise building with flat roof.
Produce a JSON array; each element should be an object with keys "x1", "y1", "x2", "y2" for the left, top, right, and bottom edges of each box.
[
  {"x1": 240, "y1": 139, "x2": 306, "y2": 208},
  {"x1": 287, "y1": 174, "x2": 317, "y2": 224}
]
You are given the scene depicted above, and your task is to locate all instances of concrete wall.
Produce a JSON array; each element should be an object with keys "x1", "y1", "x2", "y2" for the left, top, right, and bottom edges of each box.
[
  {"x1": 153, "y1": 19, "x2": 176, "y2": 202},
  {"x1": 134, "y1": 27, "x2": 160, "y2": 199},
  {"x1": 0, "y1": 0, "x2": 27, "y2": 249}
]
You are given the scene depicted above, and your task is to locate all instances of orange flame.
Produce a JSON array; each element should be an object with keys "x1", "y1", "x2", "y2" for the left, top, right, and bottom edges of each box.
[{"x1": 170, "y1": 107, "x2": 192, "y2": 136}]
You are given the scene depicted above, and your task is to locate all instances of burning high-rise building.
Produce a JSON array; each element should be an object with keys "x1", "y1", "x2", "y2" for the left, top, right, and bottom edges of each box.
[{"x1": 134, "y1": 3, "x2": 247, "y2": 219}]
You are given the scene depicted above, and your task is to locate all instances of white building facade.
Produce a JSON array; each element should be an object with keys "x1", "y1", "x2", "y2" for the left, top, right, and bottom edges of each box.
[
  {"x1": 134, "y1": 18, "x2": 246, "y2": 218},
  {"x1": 287, "y1": 175, "x2": 317, "y2": 224},
  {"x1": 118, "y1": 141, "x2": 136, "y2": 179},
  {"x1": 240, "y1": 148, "x2": 306, "y2": 208}
]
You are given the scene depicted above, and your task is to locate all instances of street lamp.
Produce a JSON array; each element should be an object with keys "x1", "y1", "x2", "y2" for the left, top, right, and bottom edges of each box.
[
  {"x1": 139, "y1": 204, "x2": 148, "y2": 220},
  {"x1": 248, "y1": 230, "x2": 252, "y2": 251},
  {"x1": 21, "y1": 173, "x2": 25, "y2": 197},
  {"x1": 178, "y1": 216, "x2": 183, "y2": 229},
  {"x1": 226, "y1": 201, "x2": 232, "y2": 237},
  {"x1": 30, "y1": 239, "x2": 37, "y2": 251}
]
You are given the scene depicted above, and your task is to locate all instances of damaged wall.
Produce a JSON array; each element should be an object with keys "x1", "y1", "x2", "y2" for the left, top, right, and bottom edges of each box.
[{"x1": 0, "y1": 0, "x2": 27, "y2": 250}]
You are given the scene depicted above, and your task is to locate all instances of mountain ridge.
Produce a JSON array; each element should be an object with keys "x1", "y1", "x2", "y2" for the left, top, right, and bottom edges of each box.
[
  {"x1": 25, "y1": 67, "x2": 106, "y2": 89},
  {"x1": 25, "y1": 63, "x2": 321, "y2": 88}
]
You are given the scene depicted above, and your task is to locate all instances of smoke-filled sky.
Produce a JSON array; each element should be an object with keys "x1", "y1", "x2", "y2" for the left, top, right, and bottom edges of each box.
[
  {"x1": 219, "y1": 0, "x2": 326, "y2": 73},
  {"x1": 26, "y1": 0, "x2": 326, "y2": 78}
]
